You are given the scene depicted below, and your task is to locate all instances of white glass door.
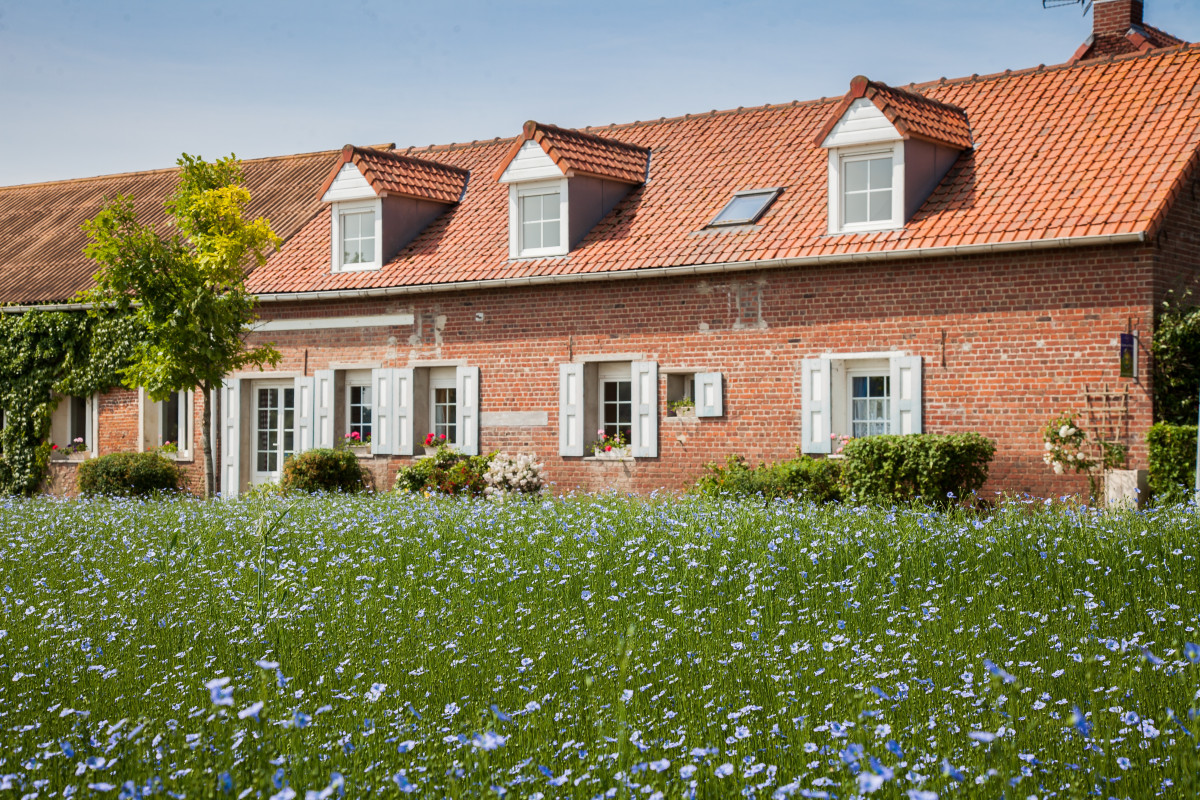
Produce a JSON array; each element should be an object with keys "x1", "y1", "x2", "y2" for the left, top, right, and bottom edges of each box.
[{"x1": 253, "y1": 384, "x2": 295, "y2": 484}]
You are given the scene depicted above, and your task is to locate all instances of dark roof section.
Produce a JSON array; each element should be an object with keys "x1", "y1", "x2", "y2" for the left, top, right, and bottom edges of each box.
[{"x1": 0, "y1": 150, "x2": 340, "y2": 304}]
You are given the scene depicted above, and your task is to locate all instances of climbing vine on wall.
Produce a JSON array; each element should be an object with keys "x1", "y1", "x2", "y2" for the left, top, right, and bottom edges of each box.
[{"x1": 0, "y1": 309, "x2": 142, "y2": 495}]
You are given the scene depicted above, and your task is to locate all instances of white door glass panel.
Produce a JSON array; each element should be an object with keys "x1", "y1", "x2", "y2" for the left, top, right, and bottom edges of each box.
[{"x1": 254, "y1": 386, "x2": 296, "y2": 483}]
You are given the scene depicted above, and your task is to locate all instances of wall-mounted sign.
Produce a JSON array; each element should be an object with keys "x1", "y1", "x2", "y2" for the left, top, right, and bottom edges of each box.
[{"x1": 1119, "y1": 333, "x2": 1137, "y2": 379}]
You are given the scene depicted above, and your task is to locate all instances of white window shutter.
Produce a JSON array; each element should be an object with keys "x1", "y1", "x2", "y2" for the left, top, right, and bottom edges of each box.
[
  {"x1": 371, "y1": 368, "x2": 395, "y2": 455},
  {"x1": 631, "y1": 361, "x2": 659, "y2": 458},
  {"x1": 558, "y1": 363, "x2": 585, "y2": 456},
  {"x1": 801, "y1": 358, "x2": 832, "y2": 454},
  {"x1": 394, "y1": 367, "x2": 415, "y2": 456},
  {"x1": 220, "y1": 378, "x2": 242, "y2": 498},
  {"x1": 313, "y1": 370, "x2": 335, "y2": 449},
  {"x1": 890, "y1": 356, "x2": 923, "y2": 435},
  {"x1": 456, "y1": 365, "x2": 481, "y2": 456},
  {"x1": 294, "y1": 376, "x2": 315, "y2": 453},
  {"x1": 695, "y1": 372, "x2": 724, "y2": 417}
]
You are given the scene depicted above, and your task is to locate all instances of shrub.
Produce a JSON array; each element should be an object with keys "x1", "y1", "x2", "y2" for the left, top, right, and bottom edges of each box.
[
  {"x1": 1146, "y1": 423, "x2": 1197, "y2": 505},
  {"x1": 280, "y1": 448, "x2": 368, "y2": 494},
  {"x1": 840, "y1": 433, "x2": 995, "y2": 505},
  {"x1": 77, "y1": 451, "x2": 183, "y2": 497},
  {"x1": 1151, "y1": 299, "x2": 1200, "y2": 425},
  {"x1": 690, "y1": 453, "x2": 843, "y2": 503},
  {"x1": 484, "y1": 452, "x2": 546, "y2": 496},
  {"x1": 394, "y1": 447, "x2": 493, "y2": 496}
]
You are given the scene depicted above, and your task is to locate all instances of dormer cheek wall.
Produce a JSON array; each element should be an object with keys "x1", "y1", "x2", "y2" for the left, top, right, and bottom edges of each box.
[{"x1": 903, "y1": 139, "x2": 962, "y2": 221}]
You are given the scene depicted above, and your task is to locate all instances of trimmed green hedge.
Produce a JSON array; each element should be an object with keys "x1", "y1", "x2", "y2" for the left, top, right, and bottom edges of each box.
[
  {"x1": 394, "y1": 448, "x2": 494, "y2": 496},
  {"x1": 281, "y1": 448, "x2": 368, "y2": 494},
  {"x1": 77, "y1": 452, "x2": 183, "y2": 497},
  {"x1": 690, "y1": 453, "x2": 843, "y2": 502},
  {"x1": 1146, "y1": 423, "x2": 1197, "y2": 505},
  {"x1": 840, "y1": 433, "x2": 995, "y2": 505}
]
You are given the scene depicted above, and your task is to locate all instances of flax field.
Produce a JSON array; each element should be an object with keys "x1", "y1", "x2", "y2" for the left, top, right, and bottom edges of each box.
[{"x1": 0, "y1": 494, "x2": 1197, "y2": 799}]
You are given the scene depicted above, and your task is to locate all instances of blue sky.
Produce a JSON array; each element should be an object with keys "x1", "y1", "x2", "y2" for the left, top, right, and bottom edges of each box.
[{"x1": 0, "y1": 0, "x2": 1195, "y2": 185}]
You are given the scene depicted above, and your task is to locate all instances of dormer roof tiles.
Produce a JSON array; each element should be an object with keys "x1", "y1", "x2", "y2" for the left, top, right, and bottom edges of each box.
[
  {"x1": 814, "y1": 76, "x2": 973, "y2": 150},
  {"x1": 493, "y1": 121, "x2": 650, "y2": 184},
  {"x1": 321, "y1": 145, "x2": 469, "y2": 204}
]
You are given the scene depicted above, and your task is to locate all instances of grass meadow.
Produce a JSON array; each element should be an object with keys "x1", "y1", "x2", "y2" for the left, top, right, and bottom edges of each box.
[{"x1": 0, "y1": 494, "x2": 1197, "y2": 799}]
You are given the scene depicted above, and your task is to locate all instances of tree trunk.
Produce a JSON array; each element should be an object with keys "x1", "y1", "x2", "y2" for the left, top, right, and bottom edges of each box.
[{"x1": 201, "y1": 380, "x2": 215, "y2": 499}]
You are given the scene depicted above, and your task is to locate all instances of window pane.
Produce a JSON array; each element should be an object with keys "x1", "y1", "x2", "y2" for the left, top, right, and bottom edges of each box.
[
  {"x1": 542, "y1": 220, "x2": 560, "y2": 248},
  {"x1": 343, "y1": 213, "x2": 358, "y2": 238},
  {"x1": 360, "y1": 238, "x2": 375, "y2": 264},
  {"x1": 604, "y1": 382, "x2": 618, "y2": 402},
  {"x1": 845, "y1": 193, "x2": 868, "y2": 224},
  {"x1": 162, "y1": 393, "x2": 180, "y2": 445},
  {"x1": 618, "y1": 382, "x2": 631, "y2": 402},
  {"x1": 523, "y1": 220, "x2": 542, "y2": 250},
  {"x1": 540, "y1": 193, "x2": 560, "y2": 222},
  {"x1": 869, "y1": 158, "x2": 893, "y2": 190},
  {"x1": 520, "y1": 194, "x2": 541, "y2": 222},
  {"x1": 869, "y1": 190, "x2": 892, "y2": 222},
  {"x1": 852, "y1": 376, "x2": 867, "y2": 397},
  {"x1": 869, "y1": 376, "x2": 889, "y2": 397},
  {"x1": 844, "y1": 160, "x2": 869, "y2": 192}
]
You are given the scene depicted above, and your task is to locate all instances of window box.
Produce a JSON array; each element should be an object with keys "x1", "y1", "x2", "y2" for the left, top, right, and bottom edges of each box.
[{"x1": 590, "y1": 446, "x2": 632, "y2": 461}]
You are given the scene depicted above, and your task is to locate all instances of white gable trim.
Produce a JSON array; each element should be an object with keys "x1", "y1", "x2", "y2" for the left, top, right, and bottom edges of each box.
[
  {"x1": 321, "y1": 162, "x2": 378, "y2": 202},
  {"x1": 498, "y1": 140, "x2": 564, "y2": 184},
  {"x1": 821, "y1": 98, "x2": 903, "y2": 149}
]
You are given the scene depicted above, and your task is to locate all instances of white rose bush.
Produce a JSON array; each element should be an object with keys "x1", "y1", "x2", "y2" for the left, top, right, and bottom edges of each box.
[{"x1": 483, "y1": 451, "x2": 546, "y2": 496}]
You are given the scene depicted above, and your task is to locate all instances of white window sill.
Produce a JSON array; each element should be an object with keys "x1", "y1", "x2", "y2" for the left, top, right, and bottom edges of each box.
[
  {"x1": 511, "y1": 251, "x2": 569, "y2": 261},
  {"x1": 830, "y1": 224, "x2": 903, "y2": 236},
  {"x1": 50, "y1": 452, "x2": 91, "y2": 463},
  {"x1": 334, "y1": 264, "x2": 382, "y2": 273}
]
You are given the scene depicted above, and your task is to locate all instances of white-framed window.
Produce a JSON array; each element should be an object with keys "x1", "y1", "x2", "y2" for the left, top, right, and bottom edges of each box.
[
  {"x1": 826, "y1": 144, "x2": 904, "y2": 234},
  {"x1": 49, "y1": 393, "x2": 96, "y2": 457},
  {"x1": 331, "y1": 200, "x2": 382, "y2": 272},
  {"x1": 510, "y1": 180, "x2": 569, "y2": 258},
  {"x1": 141, "y1": 389, "x2": 194, "y2": 459},
  {"x1": 849, "y1": 372, "x2": 891, "y2": 437},
  {"x1": 429, "y1": 366, "x2": 458, "y2": 445},
  {"x1": 801, "y1": 354, "x2": 923, "y2": 454},
  {"x1": 598, "y1": 362, "x2": 632, "y2": 442},
  {"x1": 347, "y1": 383, "x2": 372, "y2": 446},
  {"x1": 664, "y1": 371, "x2": 724, "y2": 417}
]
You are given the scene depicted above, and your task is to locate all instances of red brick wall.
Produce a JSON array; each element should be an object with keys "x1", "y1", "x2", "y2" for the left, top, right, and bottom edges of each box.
[{"x1": 227, "y1": 240, "x2": 1162, "y2": 498}]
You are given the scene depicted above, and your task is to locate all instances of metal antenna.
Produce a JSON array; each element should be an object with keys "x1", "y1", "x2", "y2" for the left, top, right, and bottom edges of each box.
[{"x1": 1043, "y1": 0, "x2": 1092, "y2": 13}]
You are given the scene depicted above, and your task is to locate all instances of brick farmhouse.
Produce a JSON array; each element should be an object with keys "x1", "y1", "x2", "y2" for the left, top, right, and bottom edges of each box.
[{"x1": 1, "y1": 0, "x2": 1197, "y2": 498}]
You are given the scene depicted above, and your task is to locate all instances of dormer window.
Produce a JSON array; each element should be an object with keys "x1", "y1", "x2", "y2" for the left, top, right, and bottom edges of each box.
[
  {"x1": 496, "y1": 121, "x2": 650, "y2": 260},
  {"x1": 840, "y1": 151, "x2": 896, "y2": 229},
  {"x1": 318, "y1": 144, "x2": 468, "y2": 275},
  {"x1": 708, "y1": 189, "x2": 780, "y2": 227},
  {"x1": 517, "y1": 183, "x2": 566, "y2": 257},
  {"x1": 816, "y1": 76, "x2": 971, "y2": 236}
]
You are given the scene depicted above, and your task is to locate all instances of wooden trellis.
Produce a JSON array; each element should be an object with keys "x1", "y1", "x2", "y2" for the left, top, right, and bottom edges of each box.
[{"x1": 1082, "y1": 384, "x2": 1130, "y2": 444}]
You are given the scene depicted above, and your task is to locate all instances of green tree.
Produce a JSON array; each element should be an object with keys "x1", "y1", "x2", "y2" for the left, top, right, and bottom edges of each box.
[
  {"x1": 1152, "y1": 295, "x2": 1200, "y2": 425},
  {"x1": 83, "y1": 154, "x2": 282, "y2": 497}
]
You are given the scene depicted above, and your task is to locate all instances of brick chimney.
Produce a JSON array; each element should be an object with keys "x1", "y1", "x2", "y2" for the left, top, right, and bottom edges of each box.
[{"x1": 1093, "y1": 0, "x2": 1143, "y2": 39}]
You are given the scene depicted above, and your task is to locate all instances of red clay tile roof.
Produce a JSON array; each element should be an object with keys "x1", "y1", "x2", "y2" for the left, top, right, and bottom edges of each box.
[
  {"x1": 0, "y1": 150, "x2": 339, "y2": 304},
  {"x1": 813, "y1": 75, "x2": 973, "y2": 150},
  {"x1": 492, "y1": 121, "x2": 650, "y2": 184},
  {"x1": 318, "y1": 145, "x2": 468, "y2": 204},
  {"x1": 1074, "y1": 23, "x2": 1186, "y2": 61},
  {"x1": 247, "y1": 44, "x2": 1200, "y2": 296}
]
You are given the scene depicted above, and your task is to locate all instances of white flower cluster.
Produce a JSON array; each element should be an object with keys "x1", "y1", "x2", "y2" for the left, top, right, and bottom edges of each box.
[
  {"x1": 483, "y1": 452, "x2": 546, "y2": 497},
  {"x1": 1042, "y1": 416, "x2": 1094, "y2": 476}
]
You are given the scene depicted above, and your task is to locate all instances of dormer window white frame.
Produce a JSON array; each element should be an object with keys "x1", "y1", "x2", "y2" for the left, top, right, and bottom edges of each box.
[
  {"x1": 509, "y1": 179, "x2": 569, "y2": 259},
  {"x1": 827, "y1": 143, "x2": 905, "y2": 235},
  {"x1": 330, "y1": 199, "x2": 383, "y2": 272}
]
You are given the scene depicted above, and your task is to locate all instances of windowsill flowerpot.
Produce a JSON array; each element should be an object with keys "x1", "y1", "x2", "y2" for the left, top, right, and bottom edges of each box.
[
  {"x1": 51, "y1": 451, "x2": 90, "y2": 463},
  {"x1": 669, "y1": 406, "x2": 695, "y2": 418},
  {"x1": 591, "y1": 446, "x2": 632, "y2": 461}
]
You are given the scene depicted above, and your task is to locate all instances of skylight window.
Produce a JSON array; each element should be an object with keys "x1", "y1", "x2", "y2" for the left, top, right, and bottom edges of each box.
[{"x1": 708, "y1": 189, "x2": 780, "y2": 227}]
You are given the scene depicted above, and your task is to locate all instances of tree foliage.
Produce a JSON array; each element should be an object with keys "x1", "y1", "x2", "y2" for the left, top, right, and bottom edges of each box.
[
  {"x1": 83, "y1": 154, "x2": 283, "y2": 496},
  {"x1": 1152, "y1": 297, "x2": 1200, "y2": 425}
]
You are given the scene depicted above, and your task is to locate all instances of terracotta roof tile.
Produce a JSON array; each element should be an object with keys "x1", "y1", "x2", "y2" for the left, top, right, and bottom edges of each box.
[
  {"x1": 492, "y1": 121, "x2": 649, "y2": 184},
  {"x1": 318, "y1": 145, "x2": 468, "y2": 204}
]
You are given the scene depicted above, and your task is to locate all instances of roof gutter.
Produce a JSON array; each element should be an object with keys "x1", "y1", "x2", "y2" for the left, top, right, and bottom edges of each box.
[
  {"x1": 1, "y1": 231, "x2": 1149, "y2": 312},
  {"x1": 253, "y1": 231, "x2": 1148, "y2": 303}
]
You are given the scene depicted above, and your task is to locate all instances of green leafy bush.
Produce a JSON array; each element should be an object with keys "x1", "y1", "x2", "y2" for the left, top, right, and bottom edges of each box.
[
  {"x1": 394, "y1": 448, "x2": 494, "y2": 495},
  {"x1": 840, "y1": 433, "x2": 995, "y2": 505},
  {"x1": 690, "y1": 453, "x2": 843, "y2": 502},
  {"x1": 76, "y1": 451, "x2": 183, "y2": 497},
  {"x1": 1146, "y1": 423, "x2": 1197, "y2": 505},
  {"x1": 280, "y1": 448, "x2": 368, "y2": 494}
]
